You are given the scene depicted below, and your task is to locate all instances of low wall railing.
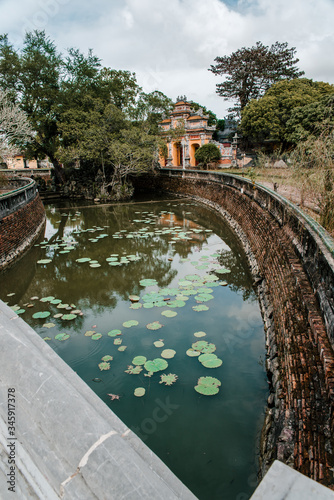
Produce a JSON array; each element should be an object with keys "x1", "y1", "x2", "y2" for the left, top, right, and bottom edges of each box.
[
  {"x1": 0, "y1": 178, "x2": 38, "y2": 220},
  {"x1": 159, "y1": 167, "x2": 334, "y2": 343}
]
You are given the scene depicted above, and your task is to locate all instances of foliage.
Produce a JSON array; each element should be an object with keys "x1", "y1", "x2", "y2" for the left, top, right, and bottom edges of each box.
[
  {"x1": 290, "y1": 126, "x2": 334, "y2": 231},
  {"x1": 209, "y1": 41, "x2": 304, "y2": 115},
  {"x1": 195, "y1": 143, "x2": 221, "y2": 169},
  {"x1": 241, "y1": 79, "x2": 334, "y2": 146},
  {"x1": 190, "y1": 101, "x2": 217, "y2": 126},
  {"x1": 287, "y1": 94, "x2": 334, "y2": 143},
  {"x1": 0, "y1": 89, "x2": 34, "y2": 161},
  {"x1": 134, "y1": 90, "x2": 174, "y2": 133}
]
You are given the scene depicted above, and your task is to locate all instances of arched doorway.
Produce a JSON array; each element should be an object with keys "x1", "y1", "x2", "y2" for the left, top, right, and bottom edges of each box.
[
  {"x1": 173, "y1": 142, "x2": 183, "y2": 167},
  {"x1": 190, "y1": 143, "x2": 200, "y2": 167}
]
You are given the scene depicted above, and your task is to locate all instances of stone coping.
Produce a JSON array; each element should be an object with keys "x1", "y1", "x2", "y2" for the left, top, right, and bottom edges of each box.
[
  {"x1": 250, "y1": 460, "x2": 334, "y2": 499},
  {"x1": 0, "y1": 300, "x2": 197, "y2": 500}
]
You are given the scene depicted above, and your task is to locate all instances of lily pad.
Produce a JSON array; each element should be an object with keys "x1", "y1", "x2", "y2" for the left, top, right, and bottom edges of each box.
[
  {"x1": 37, "y1": 259, "x2": 52, "y2": 264},
  {"x1": 139, "y1": 278, "x2": 158, "y2": 287},
  {"x1": 62, "y1": 313, "x2": 77, "y2": 321},
  {"x1": 98, "y1": 361, "x2": 110, "y2": 371},
  {"x1": 194, "y1": 331, "x2": 207, "y2": 338},
  {"x1": 186, "y1": 348, "x2": 201, "y2": 357},
  {"x1": 108, "y1": 329, "x2": 122, "y2": 337},
  {"x1": 144, "y1": 358, "x2": 168, "y2": 373},
  {"x1": 125, "y1": 365, "x2": 143, "y2": 375},
  {"x1": 102, "y1": 355, "x2": 113, "y2": 361},
  {"x1": 154, "y1": 340, "x2": 164, "y2": 348},
  {"x1": 161, "y1": 349, "x2": 176, "y2": 359},
  {"x1": 129, "y1": 295, "x2": 140, "y2": 302},
  {"x1": 134, "y1": 387, "x2": 146, "y2": 397},
  {"x1": 161, "y1": 310, "x2": 177, "y2": 318},
  {"x1": 40, "y1": 296, "x2": 55, "y2": 302},
  {"x1": 194, "y1": 376, "x2": 221, "y2": 396},
  {"x1": 123, "y1": 320, "x2": 139, "y2": 328},
  {"x1": 91, "y1": 333, "x2": 102, "y2": 340},
  {"x1": 15, "y1": 309, "x2": 25, "y2": 315},
  {"x1": 118, "y1": 345, "x2": 127, "y2": 351},
  {"x1": 132, "y1": 356, "x2": 147, "y2": 366},
  {"x1": 55, "y1": 333, "x2": 70, "y2": 341},
  {"x1": 114, "y1": 338, "x2": 122, "y2": 345},
  {"x1": 146, "y1": 321, "x2": 163, "y2": 330},
  {"x1": 76, "y1": 257, "x2": 91, "y2": 263},
  {"x1": 167, "y1": 300, "x2": 186, "y2": 308},
  {"x1": 43, "y1": 322, "x2": 56, "y2": 328},
  {"x1": 32, "y1": 311, "x2": 51, "y2": 319},
  {"x1": 130, "y1": 302, "x2": 142, "y2": 310},
  {"x1": 85, "y1": 330, "x2": 95, "y2": 336},
  {"x1": 192, "y1": 305, "x2": 209, "y2": 312},
  {"x1": 159, "y1": 373, "x2": 178, "y2": 386}
]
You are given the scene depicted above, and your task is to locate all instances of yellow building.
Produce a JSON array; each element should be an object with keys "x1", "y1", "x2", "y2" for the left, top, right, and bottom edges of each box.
[
  {"x1": 5, "y1": 155, "x2": 53, "y2": 170},
  {"x1": 159, "y1": 98, "x2": 233, "y2": 168}
]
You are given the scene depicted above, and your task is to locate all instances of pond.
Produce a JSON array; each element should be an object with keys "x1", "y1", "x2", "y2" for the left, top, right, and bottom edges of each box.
[{"x1": 1, "y1": 194, "x2": 268, "y2": 499}]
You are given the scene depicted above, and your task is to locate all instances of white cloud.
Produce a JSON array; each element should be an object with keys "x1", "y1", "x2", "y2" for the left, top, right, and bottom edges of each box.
[{"x1": 0, "y1": 0, "x2": 333, "y2": 117}]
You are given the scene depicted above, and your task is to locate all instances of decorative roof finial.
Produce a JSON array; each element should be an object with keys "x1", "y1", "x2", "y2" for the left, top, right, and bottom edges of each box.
[{"x1": 176, "y1": 95, "x2": 187, "y2": 102}]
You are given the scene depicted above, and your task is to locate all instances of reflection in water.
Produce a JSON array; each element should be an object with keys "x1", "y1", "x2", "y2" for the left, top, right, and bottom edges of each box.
[{"x1": 0, "y1": 196, "x2": 267, "y2": 500}]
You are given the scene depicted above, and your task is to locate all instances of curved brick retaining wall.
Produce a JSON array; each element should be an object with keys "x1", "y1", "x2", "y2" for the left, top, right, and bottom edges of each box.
[
  {"x1": 132, "y1": 169, "x2": 334, "y2": 489},
  {"x1": 0, "y1": 178, "x2": 46, "y2": 271}
]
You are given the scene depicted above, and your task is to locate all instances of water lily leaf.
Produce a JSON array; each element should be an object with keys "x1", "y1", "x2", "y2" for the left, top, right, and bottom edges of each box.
[
  {"x1": 50, "y1": 299, "x2": 62, "y2": 305},
  {"x1": 7, "y1": 292, "x2": 15, "y2": 297},
  {"x1": 53, "y1": 313, "x2": 63, "y2": 319},
  {"x1": 192, "y1": 340, "x2": 209, "y2": 352},
  {"x1": 201, "y1": 343, "x2": 217, "y2": 354},
  {"x1": 201, "y1": 357, "x2": 223, "y2": 368},
  {"x1": 161, "y1": 349, "x2": 176, "y2": 359},
  {"x1": 186, "y1": 348, "x2": 201, "y2": 357},
  {"x1": 167, "y1": 300, "x2": 186, "y2": 308},
  {"x1": 118, "y1": 345, "x2": 127, "y2": 351},
  {"x1": 192, "y1": 305, "x2": 209, "y2": 312},
  {"x1": 43, "y1": 322, "x2": 55, "y2": 328},
  {"x1": 143, "y1": 302, "x2": 154, "y2": 309},
  {"x1": 194, "y1": 294, "x2": 214, "y2": 302},
  {"x1": 108, "y1": 329, "x2": 122, "y2": 337},
  {"x1": 195, "y1": 376, "x2": 221, "y2": 395},
  {"x1": 130, "y1": 302, "x2": 142, "y2": 310},
  {"x1": 32, "y1": 311, "x2": 51, "y2": 319},
  {"x1": 134, "y1": 387, "x2": 145, "y2": 397},
  {"x1": 139, "y1": 278, "x2": 158, "y2": 287},
  {"x1": 90, "y1": 263, "x2": 101, "y2": 268},
  {"x1": 91, "y1": 333, "x2": 102, "y2": 340},
  {"x1": 98, "y1": 361, "x2": 110, "y2": 371},
  {"x1": 76, "y1": 257, "x2": 91, "y2": 263},
  {"x1": 159, "y1": 373, "x2": 178, "y2": 386},
  {"x1": 102, "y1": 355, "x2": 113, "y2": 361},
  {"x1": 132, "y1": 356, "x2": 147, "y2": 365},
  {"x1": 62, "y1": 313, "x2": 77, "y2": 321},
  {"x1": 40, "y1": 296, "x2": 55, "y2": 302},
  {"x1": 144, "y1": 358, "x2": 168, "y2": 372},
  {"x1": 154, "y1": 341, "x2": 164, "y2": 348},
  {"x1": 123, "y1": 320, "x2": 139, "y2": 328},
  {"x1": 194, "y1": 331, "x2": 206, "y2": 338},
  {"x1": 125, "y1": 365, "x2": 143, "y2": 375},
  {"x1": 43, "y1": 337, "x2": 52, "y2": 341},
  {"x1": 55, "y1": 333, "x2": 70, "y2": 341},
  {"x1": 129, "y1": 295, "x2": 140, "y2": 302},
  {"x1": 37, "y1": 259, "x2": 52, "y2": 264},
  {"x1": 85, "y1": 330, "x2": 95, "y2": 336},
  {"x1": 220, "y1": 281, "x2": 228, "y2": 286},
  {"x1": 114, "y1": 338, "x2": 122, "y2": 345},
  {"x1": 215, "y1": 267, "x2": 231, "y2": 274},
  {"x1": 57, "y1": 303, "x2": 69, "y2": 309},
  {"x1": 146, "y1": 321, "x2": 163, "y2": 331},
  {"x1": 178, "y1": 280, "x2": 192, "y2": 287},
  {"x1": 161, "y1": 310, "x2": 177, "y2": 318}
]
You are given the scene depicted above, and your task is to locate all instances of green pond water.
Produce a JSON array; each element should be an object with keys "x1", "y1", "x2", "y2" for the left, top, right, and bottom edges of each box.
[{"x1": 1, "y1": 195, "x2": 268, "y2": 499}]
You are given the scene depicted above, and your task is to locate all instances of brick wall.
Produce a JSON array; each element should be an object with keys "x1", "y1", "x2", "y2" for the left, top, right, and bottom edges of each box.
[
  {"x1": 0, "y1": 194, "x2": 46, "y2": 270},
  {"x1": 133, "y1": 173, "x2": 334, "y2": 488}
]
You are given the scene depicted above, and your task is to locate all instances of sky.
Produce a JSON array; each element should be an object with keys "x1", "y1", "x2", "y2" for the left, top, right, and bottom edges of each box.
[{"x1": 0, "y1": 0, "x2": 333, "y2": 117}]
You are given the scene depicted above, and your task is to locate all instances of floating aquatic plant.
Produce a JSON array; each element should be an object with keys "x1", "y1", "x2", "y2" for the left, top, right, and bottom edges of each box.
[
  {"x1": 161, "y1": 310, "x2": 177, "y2": 318},
  {"x1": 108, "y1": 329, "x2": 122, "y2": 337},
  {"x1": 132, "y1": 356, "x2": 147, "y2": 366},
  {"x1": 159, "y1": 373, "x2": 178, "y2": 386},
  {"x1": 192, "y1": 305, "x2": 209, "y2": 312},
  {"x1": 123, "y1": 320, "x2": 139, "y2": 328},
  {"x1": 146, "y1": 321, "x2": 163, "y2": 330},
  {"x1": 139, "y1": 278, "x2": 158, "y2": 287},
  {"x1": 144, "y1": 358, "x2": 168, "y2": 373},
  {"x1": 32, "y1": 311, "x2": 51, "y2": 319},
  {"x1": 186, "y1": 348, "x2": 201, "y2": 357},
  {"x1": 125, "y1": 365, "x2": 143, "y2": 375},
  {"x1": 194, "y1": 376, "x2": 221, "y2": 396},
  {"x1": 91, "y1": 333, "x2": 102, "y2": 340},
  {"x1": 62, "y1": 313, "x2": 77, "y2": 321},
  {"x1": 98, "y1": 361, "x2": 110, "y2": 371},
  {"x1": 102, "y1": 355, "x2": 113, "y2": 361},
  {"x1": 43, "y1": 322, "x2": 55, "y2": 328},
  {"x1": 55, "y1": 333, "x2": 70, "y2": 341},
  {"x1": 154, "y1": 340, "x2": 164, "y2": 348},
  {"x1": 118, "y1": 345, "x2": 127, "y2": 351},
  {"x1": 161, "y1": 349, "x2": 176, "y2": 359},
  {"x1": 134, "y1": 387, "x2": 145, "y2": 397},
  {"x1": 37, "y1": 259, "x2": 52, "y2": 264},
  {"x1": 194, "y1": 331, "x2": 206, "y2": 338}
]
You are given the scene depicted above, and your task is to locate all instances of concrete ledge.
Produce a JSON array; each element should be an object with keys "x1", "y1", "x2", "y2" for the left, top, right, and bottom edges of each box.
[
  {"x1": 251, "y1": 460, "x2": 334, "y2": 499},
  {"x1": 0, "y1": 301, "x2": 197, "y2": 499}
]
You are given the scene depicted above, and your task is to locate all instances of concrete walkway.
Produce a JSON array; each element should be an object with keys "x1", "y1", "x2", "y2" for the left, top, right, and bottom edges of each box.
[{"x1": 0, "y1": 300, "x2": 196, "y2": 499}]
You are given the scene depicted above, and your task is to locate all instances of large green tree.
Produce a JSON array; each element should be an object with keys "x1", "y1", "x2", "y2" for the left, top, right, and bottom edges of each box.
[
  {"x1": 209, "y1": 41, "x2": 304, "y2": 115},
  {"x1": 240, "y1": 78, "x2": 334, "y2": 146}
]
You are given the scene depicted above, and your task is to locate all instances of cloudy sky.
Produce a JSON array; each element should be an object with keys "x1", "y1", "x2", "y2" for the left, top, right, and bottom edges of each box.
[{"x1": 0, "y1": 0, "x2": 333, "y2": 117}]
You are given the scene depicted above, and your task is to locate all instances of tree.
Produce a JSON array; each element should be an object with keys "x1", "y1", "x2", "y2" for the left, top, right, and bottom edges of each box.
[
  {"x1": 240, "y1": 78, "x2": 334, "y2": 146},
  {"x1": 134, "y1": 90, "x2": 174, "y2": 133},
  {"x1": 287, "y1": 94, "x2": 334, "y2": 143},
  {"x1": 189, "y1": 102, "x2": 217, "y2": 126},
  {"x1": 209, "y1": 41, "x2": 304, "y2": 115},
  {"x1": 0, "y1": 89, "x2": 34, "y2": 161},
  {"x1": 195, "y1": 143, "x2": 221, "y2": 169}
]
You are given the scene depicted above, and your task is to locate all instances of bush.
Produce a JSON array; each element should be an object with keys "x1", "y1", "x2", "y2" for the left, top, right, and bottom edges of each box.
[{"x1": 195, "y1": 143, "x2": 221, "y2": 169}]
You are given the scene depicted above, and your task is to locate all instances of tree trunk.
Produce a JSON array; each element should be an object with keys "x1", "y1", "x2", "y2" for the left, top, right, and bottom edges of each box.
[{"x1": 50, "y1": 156, "x2": 65, "y2": 184}]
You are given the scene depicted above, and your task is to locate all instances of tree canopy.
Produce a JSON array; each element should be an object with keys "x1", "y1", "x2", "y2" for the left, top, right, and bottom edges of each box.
[
  {"x1": 209, "y1": 41, "x2": 304, "y2": 115},
  {"x1": 195, "y1": 143, "x2": 221, "y2": 169},
  {"x1": 240, "y1": 78, "x2": 334, "y2": 146}
]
